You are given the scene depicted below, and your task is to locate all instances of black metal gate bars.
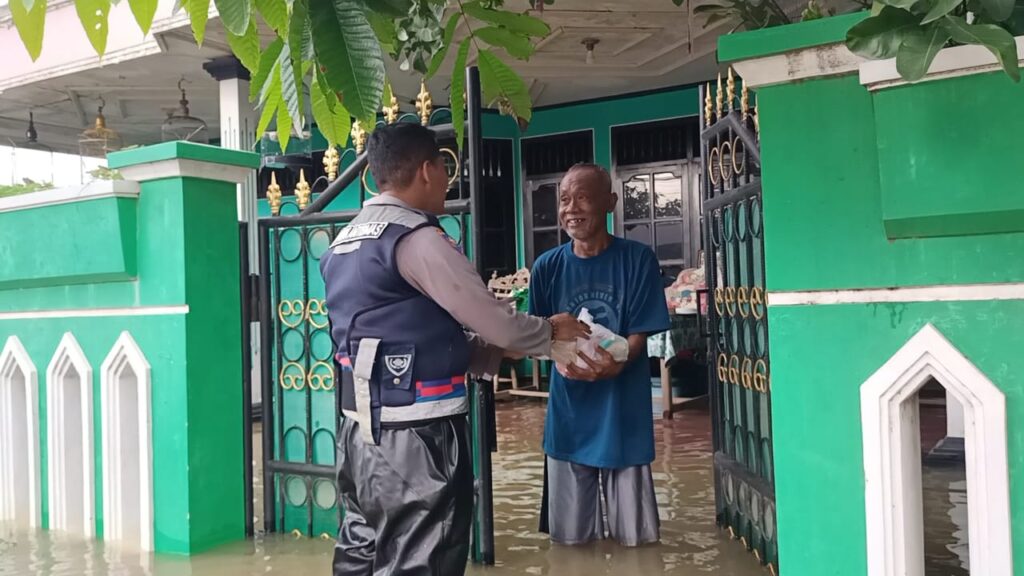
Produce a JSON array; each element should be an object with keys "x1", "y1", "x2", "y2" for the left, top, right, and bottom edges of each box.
[
  {"x1": 700, "y1": 71, "x2": 777, "y2": 575},
  {"x1": 253, "y1": 68, "x2": 496, "y2": 562}
]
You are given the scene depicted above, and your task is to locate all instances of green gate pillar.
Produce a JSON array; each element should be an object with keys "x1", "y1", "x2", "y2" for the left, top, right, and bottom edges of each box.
[{"x1": 107, "y1": 142, "x2": 259, "y2": 554}]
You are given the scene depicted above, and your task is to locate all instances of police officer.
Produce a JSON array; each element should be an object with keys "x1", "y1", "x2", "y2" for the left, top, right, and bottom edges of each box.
[{"x1": 322, "y1": 122, "x2": 587, "y2": 576}]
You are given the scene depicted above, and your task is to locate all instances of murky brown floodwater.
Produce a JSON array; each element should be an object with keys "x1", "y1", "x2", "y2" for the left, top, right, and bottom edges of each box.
[{"x1": 0, "y1": 401, "x2": 970, "y2": 575}]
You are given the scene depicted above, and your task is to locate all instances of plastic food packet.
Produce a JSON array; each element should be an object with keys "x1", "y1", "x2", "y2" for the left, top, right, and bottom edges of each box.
[{"x1": 573, "y1": 308, "x2": 629, "y2": 368}]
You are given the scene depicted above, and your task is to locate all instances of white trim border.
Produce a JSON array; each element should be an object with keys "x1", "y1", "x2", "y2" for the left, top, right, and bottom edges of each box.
[
  {"x1": 0, "y1": 181, "x2": 140, "y2": 214},
  {"x1": 861, "y1": 36, "x2": 1024, "y2": 91},
  {"x1": 0, "y1": 305, "x2": 189, "y2": 322},
  {"x1": 731, "y1": 42, "x2": 864, "y2": 89},
  {"x1": 0, "y1": 336, "x2": 41, "y2": 528},
  {"x1": 117, "y1": 159, "x2": 253, "y2": 185},
  {"x1": 861, "y1": 324, "x2": 1011, "y2": 576},
  {"x1": 767, "y1": 283, "x2": 1024, "y2": 307}
]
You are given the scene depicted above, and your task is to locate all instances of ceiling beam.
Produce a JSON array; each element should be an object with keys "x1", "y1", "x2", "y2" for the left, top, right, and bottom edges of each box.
[{"x1": 68, "y1": 90, "x2": 87, "y2": 127}]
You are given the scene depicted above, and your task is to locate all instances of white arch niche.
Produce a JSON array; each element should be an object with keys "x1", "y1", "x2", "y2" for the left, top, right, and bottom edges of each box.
[
  {"x1": 0, "y1": 336, "x2": 41, "y2": 528},
  {"x1": 100, "y1": 332, "x2": 153, "y2": 551},
  {"x1": 46, "y1": 333, "x2": 95, "y2": 538},
  {"x1": 861, "y1": 323, "x2": 1011, "y2": 576}
]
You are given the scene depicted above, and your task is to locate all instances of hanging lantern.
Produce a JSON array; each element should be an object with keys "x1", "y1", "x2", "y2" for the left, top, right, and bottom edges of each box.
[
  {"x1": 161, "y1": 79, "x2": 209, "y2": 143},
  {"x1": 8, "y1": 111, "x2": 55, "y2": 184},
  {"x1": 78, "y1": 98, "x2": 122, "y2": 158}
]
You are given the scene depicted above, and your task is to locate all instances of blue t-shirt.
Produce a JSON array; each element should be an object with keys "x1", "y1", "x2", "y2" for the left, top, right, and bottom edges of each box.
[{"x1": 529, "y1": 237, "x2": 671, "y2": 469}]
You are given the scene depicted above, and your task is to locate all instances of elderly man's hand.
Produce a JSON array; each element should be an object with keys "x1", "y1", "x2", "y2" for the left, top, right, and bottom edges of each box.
[{"x1": 557, "y1": 347, "x2": 625, "y2": 382}]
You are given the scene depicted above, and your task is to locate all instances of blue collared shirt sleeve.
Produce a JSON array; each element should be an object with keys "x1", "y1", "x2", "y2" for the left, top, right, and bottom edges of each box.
[{"x1": 624, "y1": 246, "x2": 671, "y2": 336}]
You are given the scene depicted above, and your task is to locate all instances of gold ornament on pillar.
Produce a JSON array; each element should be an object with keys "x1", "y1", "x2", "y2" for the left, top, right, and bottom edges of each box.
[
  {"x1": 704, "y1": 83, "x2": 713, "y2": 126},
  {"x1": 741, "y1": 83, "x2": 750, "y2": 122},
  {"x1": 384, "y1": 93, "x2": 400, "y2": 124},
  {"x1": 267, "y1": 172, "x2": 283, "y2": 216},
  {"x1": 726, "y1": 68, "x2": 736, "y2": 112},
  {"x1": 416, "y1": 79, "x2": 433, "y2": 126},
  {"x1": 715, "y1": 73, "x2": 724, "y2": 120},
  {"x1": 295, "y1": 169, "x2": 311, "y2": 210},
  {"x1": 323, "y1": 146, "x2": 340, "y2": 181},
  {"x1": 351, "y1": 120, "x2": 367, "y2": 154}
]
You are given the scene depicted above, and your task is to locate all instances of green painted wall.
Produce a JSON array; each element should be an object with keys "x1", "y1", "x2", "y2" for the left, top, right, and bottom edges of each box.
[
  {"x1": 769, "y1": 301, "x2": 1024, "y2": 576},
  {"x1": 737, "y1": 28, "x2": 1024, "y2": 576},
  {"x1": 0, "y1": 142, "x2": 254, "y2": 555},
  {"x1": 0, "y1": 197, "x2": 137, "y2": 290}
]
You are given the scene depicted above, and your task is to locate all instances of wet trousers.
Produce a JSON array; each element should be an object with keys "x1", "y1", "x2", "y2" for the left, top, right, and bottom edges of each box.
[{"x1": 333, "y1": 415, "x2": 474, "y2": 576}]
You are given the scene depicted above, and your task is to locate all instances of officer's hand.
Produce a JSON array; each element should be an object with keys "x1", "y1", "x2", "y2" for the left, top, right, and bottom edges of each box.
[{"x1": 548, "y1": 313, "x2": 591, "y2": 341}]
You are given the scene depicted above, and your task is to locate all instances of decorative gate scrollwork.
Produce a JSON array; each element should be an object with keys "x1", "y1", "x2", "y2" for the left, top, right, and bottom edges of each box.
[{"x1": 701, "y1": 70, "x2": 777, "y2": 574}]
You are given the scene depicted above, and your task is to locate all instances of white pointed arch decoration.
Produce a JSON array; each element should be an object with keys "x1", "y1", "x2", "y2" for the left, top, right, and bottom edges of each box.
[
  {"x1": 46, "y1": 332, "x2": 95, "y2": 537},
  {"x1": 0, "y1": 336, "x2": 41, "y2": 527},
  {"x1": 861, "y1": 323, "x2": 1011, "y2": 576},
  {"x1": 100, "y1": 331, "x2": 153, "y2": 551}
]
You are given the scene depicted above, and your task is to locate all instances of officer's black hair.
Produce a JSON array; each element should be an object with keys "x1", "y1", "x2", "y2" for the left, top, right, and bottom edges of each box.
[
  {"x1": 563, "y1": 163, "x2": 613, "y2": 195},
  {"x1": 366, "y1": 123, "x2": 441, "y2": 190}
]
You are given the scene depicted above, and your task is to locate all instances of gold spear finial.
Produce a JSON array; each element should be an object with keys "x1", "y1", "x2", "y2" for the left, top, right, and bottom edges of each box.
[
  {"x1": 704, "y1": 82, "x2": 713, "y2": 126},
  {"x1": 384, "y1": 93, "x2": 400, "y2": 124},
  {"x1": 267, "y1": 171, "x2": 282, "y2": 216},
  {"x1": 295, "y1": 168, "x2": 311, "y2": 210},
  {"x1": 754, "y1": 103, "x2": 760, "y2": 136},
  {"x1": 351, "y1": 120, "x2": 367, "y2": 154},
  {"x1": 415, "y1": 79, "x2": 433, "y2": 126},
  {"x1": 715, "y1": 72, "x2": 724, "y2": 120},
  {"x1": 322, "y1": 146, "x2": 340, "y2": 181},
  {"x1": 727, "y1": 68, "x2": 736, "y2": 112},
  {"x1": 741, "y1": 83, "x2": 750, "y2": 122}
]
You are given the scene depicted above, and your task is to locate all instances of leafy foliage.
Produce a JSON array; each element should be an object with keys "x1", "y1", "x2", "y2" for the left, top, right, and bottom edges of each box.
[
  {"x1": 0, "y1": 179, "x2": 52, "y2": 198},
  {"x1": 847, "y1": 0, "x2": 1023, "y2": 82},
  {"x1": 11, "y1": 0, "x2": 555, "y2": 150}
]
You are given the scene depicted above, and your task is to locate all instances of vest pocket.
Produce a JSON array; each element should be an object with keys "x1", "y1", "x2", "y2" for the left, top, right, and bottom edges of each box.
[{"x1": 380, "y1": 344, "x2": 416, "y2": 406}]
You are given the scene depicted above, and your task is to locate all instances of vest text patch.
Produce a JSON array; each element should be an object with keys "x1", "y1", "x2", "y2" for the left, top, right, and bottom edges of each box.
[{"x1": 335, "y1": 222, "x2": 389, "y2": 245}]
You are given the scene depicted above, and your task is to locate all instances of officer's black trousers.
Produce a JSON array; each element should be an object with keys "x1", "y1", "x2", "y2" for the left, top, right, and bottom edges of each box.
[{"x1": 333, "y1": 415, "x2": 473, "y2": 576}]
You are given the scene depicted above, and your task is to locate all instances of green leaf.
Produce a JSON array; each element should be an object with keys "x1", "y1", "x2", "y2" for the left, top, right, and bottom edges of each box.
[
  {"x1": 364, "y1": 0, "x2": 412, "y2": 17},
  {"x1": 75, "y1": 0, "x2": 111, "y2": 55},
  {"x1": 461, "y1": 2, "x2": 550, "y2": 37},
  {"x1": 278, "y1": 42, "x2": 303, "y2": 131},
  {"x1": 876, "y1": 0, "x2": 918, "y2": 12},
  {"x1": 672, "y1": 0, "x2": 686, "y2": 5},
  {"x1": 474, "y1": 26, "x2": 535, "y2": 60},
  {"x1": 979, "y1": 0, "x2": 1013, "y2": 21},
  {"x1": 477, "y1": 48, "x2": 532, "y2": 121},
  {"x1": 895, "y1": 24, "x2": 951, "y2": 79},
  {"x1": 367, "y1": 11, "x2": 399, "y2": 55},
  {"x1": 251, "y1": 37, "x2": 284, "y2": 103},
  {"x1": 214, "y1": 0, "x2": 250, "y2": 35},
  {"x1": 426, "y1": 13, "x2": 460, "y2": 78},
  {"x1": 310, "y1": 0, "x2": 386, "y2": 126},
  {"x1": 256, "y1": 68, "x2": 282, "y2": 137},
  {"x1": 943, "y1": 16, "x2": 1019, "y2": 81},
  {"x1": 450, "y1": 37, "x2": 471, "y2": 149},
  {"x1": 311, "y1": 70, "x2": 352, "y2": 147},
  {"x1": 227, "y1": 19, "x2": 260, "y2": 73},
  {"x1": 846, "y1": 6, "x2": 921, "y2": 59},
  {"x1": 127, "y1": 0, "x2": 158, "y2": 34},
  {"x1": 277, "y1": 99, "x2": 292, "y2": 153},
  {"x1": 254, "y1": 0, "x2": 288, "y2": 34},
  {"x1": 10, "y1": 0, "x2": 45, "y2": 61},
  {"x1": 920, "y1": 0, "x2": 962, "y2": 23},
  {"x1": 18, "y1": 0, "x2": 37, "y2": 10},
  {"x1": 183, "y1": 0, "x2": 210, "y2": 46},
  {"x1": 382, "y1": 79, "x2": 394, "y2": 110}
]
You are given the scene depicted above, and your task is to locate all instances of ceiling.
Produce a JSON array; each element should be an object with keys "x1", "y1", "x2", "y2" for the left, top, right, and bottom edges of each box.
[{"x1": 0, "y1": 0, "x2": 810, "y2": 155}]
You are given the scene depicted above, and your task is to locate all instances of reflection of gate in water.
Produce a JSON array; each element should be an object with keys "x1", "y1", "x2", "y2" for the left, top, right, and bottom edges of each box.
[
  {"x1": 700, "y1": 72, "x2": 777, "y2": 575},
  {"x1": 256, "y1": 68, "x2": 497, "y2": 562}
]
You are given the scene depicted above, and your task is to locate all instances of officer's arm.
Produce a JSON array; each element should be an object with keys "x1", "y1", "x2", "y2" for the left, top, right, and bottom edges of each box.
[{"x1": 395, "y1": 228, "x2": 554, "y2": 359}]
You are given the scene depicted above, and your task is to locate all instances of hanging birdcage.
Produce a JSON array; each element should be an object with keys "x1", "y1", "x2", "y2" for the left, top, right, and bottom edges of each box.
[
  {"x1": 161, "y1": 79, "x2": 209, "y2": 143},
  {"x1": 78, "y1": 99, "x2": 122, "y2": 158},
  {"x1": 8, "y1": 111, "x2": 55, "y2": 185}
]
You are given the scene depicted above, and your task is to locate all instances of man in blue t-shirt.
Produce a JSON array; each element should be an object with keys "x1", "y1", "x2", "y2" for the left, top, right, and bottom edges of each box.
[{"x1": 530, "y1": 163, "x2": 671, "y2": 547}]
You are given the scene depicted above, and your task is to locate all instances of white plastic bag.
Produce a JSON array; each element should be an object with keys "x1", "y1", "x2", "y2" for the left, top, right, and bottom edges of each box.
[{"x1": 573, "y1": 307, "x2": 628, "y2": 368}]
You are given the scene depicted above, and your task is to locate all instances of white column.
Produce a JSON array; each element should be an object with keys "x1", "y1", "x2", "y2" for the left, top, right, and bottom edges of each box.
[{"x1": 205, "y1": 57, "x2": 261, "y2": 407}]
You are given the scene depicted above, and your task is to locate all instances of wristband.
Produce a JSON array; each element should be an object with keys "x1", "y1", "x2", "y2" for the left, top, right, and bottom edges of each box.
[{"x1": 547, "y1": 316, "x2": 558, "y2": 341}]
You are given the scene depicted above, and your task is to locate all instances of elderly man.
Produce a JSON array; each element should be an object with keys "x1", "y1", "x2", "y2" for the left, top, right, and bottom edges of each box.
[{"x1": 530, "y1": 163, "x2": 671, "y2": 547}]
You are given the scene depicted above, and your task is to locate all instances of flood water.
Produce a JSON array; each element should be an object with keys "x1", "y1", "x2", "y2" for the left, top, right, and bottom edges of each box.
[{"x1": 0, "y1": 401, "x2": 969, "y2": 575}]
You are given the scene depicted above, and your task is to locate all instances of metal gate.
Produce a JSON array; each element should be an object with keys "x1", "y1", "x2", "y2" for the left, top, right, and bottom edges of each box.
[
  {"x1": 251, "y1": 67, "x2": 497, "y2": 562},
  {"x1": 700, "y1": 72, "x2": 777, "y2": 575}
]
